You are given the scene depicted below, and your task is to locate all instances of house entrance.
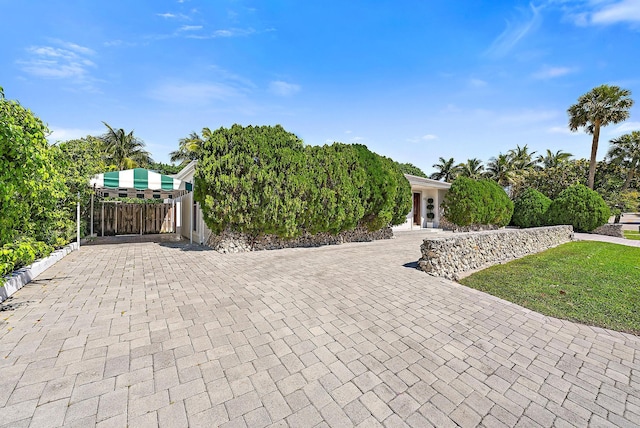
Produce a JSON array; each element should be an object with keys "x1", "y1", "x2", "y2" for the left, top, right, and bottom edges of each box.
[{"x1": 413, "y1": 193, "x2": 421, "y2": 226}]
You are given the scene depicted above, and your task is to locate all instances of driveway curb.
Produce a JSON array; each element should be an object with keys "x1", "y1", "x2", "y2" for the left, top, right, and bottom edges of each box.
[{"x1": 0, "y1": 242, "x2": 79, "y2": 303}]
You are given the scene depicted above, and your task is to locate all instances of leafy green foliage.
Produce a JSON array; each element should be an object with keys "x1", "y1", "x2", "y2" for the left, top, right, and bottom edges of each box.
[
  {"x1": 442, "y1": 177, "x2": 513, "y2": 227},
  {"x1": 459, "y1": 241, "x2": 640, "y2": 335},
  {"x1": 0, "y1": 90, "x2": 73, "y2": 247},
  {"x1": 0, "y1": 238, "x2": 53, "y2": 276},
  {"x1": 511, "y1": 188, "x2": 552, "y2": 228},
  {"x1": 396, "y1": 162, "x2": 427, "y2": 178},
  {"x1": 53, "y1": 137, "x2": 109, "y2": 237},
  {"x1": 546, "y1": 184, "x2": 610, "y2": 232},
  {"x1": 194, "y1": 125, "x2": 411, "y2": 238}
]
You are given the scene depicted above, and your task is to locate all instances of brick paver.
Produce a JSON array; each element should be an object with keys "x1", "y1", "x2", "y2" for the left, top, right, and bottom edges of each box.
[{"x1": 0, "y1": 230, "x2": 638, "y2": 427}]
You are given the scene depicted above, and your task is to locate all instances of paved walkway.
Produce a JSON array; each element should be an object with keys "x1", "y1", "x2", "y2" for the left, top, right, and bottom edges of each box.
[{"x1": 0, "y1": 231, "x2": 638, "y2": 427}]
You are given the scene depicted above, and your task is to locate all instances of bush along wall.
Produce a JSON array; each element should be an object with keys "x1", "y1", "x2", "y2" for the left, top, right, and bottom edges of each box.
[
  {"x1": 193, "y1": 124, "x2": 411, "y2": 243},
  {"x1": 546, "y1": 184, "x2": 610, "y2": 232},
  {"x1": 441, "y1": 177, "x2": 514, "y2": 228},
  {"x1": 511, "y1": 188, "x2": 552, "y2": 228}
]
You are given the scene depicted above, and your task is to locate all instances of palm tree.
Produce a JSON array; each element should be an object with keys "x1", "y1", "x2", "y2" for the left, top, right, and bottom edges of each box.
[
  {"x1": 457, "y1": 158, "x2": 485, "y2": 179},
  {"x1": 607, "y1": 131, "x2": 640, "y2": 191},
  {"x1": 170, "y1": 131, "x2": 203, "y2": 165},
  {"x1": 100, "y1": 122, "x2": 152, "y2": 170},
  {"x1": 536, "y1": 149, "x2": 573, "y2": 169},
  {"x1": 507, "y1": 144, "x2": 536, "y2": 170},
  {"x1": 486, "y1": 153, "x2": 513, "y2": 187},
  {"x1": 430, "y1": 157, "x2": 458, "y2": 182},
  {"x1": 568, "y1": 84, "x2": 634, "y2": 189}
]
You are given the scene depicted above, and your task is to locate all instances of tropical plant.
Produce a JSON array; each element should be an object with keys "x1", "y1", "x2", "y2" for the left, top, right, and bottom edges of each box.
[
  {"x1": 568, "y1": 85, "x2": 634, "y2": 189},
  {"x1": 546, "y1": 184, "x2": 610, "y2": 232},
  {"x1": 511, "y1": 159, "x2": 589, "y2": 200},
  {"x1": 0, "y1": 86, "x2": 73, "y2": 247},
  {"x1": 100, "y1": 122, "x2": 153, "y2": 170},
  {"x1": 486, "y1": 153, "x2": 513, "y2": 187},
  {"x1": 457, "y1": 158, "x2": 485, "y2": 179},
  {"x1": 508, "y1": 144, "x2": 537, "y2": 171},
  {"x1": 429, "y1": 157, "x2": 458, "y2": 182},
  {"x1": 607, "y1": 131, "x2": 640, "y2": 191},
  {"x1": 511, "y1": 188, "x2": 552, "y2": 228},
  {"x1": 536, "y1": 149, "x2": 573, "y2": 169},
  {"x1": 442, "y1": 177, "x2": 513, "y2": 227},
  {"x1": 170, "y1": 131, "x2": 203, "y2": 165}
]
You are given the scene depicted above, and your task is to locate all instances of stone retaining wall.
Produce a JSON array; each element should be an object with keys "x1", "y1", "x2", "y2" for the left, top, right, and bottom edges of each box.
[
  {"x1": 418, "y1": 225, "x2": 574, "y2": 280},
  {"x1": 591, "y1": 223, "x2": 624, "y2": 238},
  {"x1": 207, "y1": 226, "x2": 393, "y2": 253}
]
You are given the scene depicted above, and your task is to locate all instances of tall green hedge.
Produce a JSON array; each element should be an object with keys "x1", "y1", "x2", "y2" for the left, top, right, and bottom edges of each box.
[
  {"x1": 546, "y1": 184, "x2": 610, "y2": 232},
  {"x1": 442, "y1": 177, "x2": 513, "y2": 227},
  {"x1": 193, "y1": 124, "x2": 411, "y2": 238}
]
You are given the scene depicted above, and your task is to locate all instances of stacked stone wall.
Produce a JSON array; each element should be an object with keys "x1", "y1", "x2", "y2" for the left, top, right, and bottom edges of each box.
[
  {"x1": 418, "y1": 225, "x2": 574, "y2": 280},
  {"x1": 207, "y1": 226, "x2": 393, "y2": 253},
  {"x1": 591, "y1": 224, "x2": 624, "y2": 238}
]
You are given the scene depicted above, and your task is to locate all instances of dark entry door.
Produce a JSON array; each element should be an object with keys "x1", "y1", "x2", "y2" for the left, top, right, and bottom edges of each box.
[{"x1": 413, "y1": 193, "x2": 421, "y2": 226}]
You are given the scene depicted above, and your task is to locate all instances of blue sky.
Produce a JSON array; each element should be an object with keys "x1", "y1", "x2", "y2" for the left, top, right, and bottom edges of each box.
[{"x1": 2, "y1": 0, "x2": 640, "y2": 175}]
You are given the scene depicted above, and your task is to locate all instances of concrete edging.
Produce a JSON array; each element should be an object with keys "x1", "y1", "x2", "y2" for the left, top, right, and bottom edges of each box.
[{"x1": 0, "y1": 242, "x2": 79, "y2": 303}]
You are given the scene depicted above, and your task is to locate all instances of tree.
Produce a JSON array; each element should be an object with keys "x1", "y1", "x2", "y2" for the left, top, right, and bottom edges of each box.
[
  {"x1": 507, "y1": 144, "x2": 536, "y2": 171},
  {"x1": 536, "y1": 149, "x2": 573, "y2": 169},
  {"x1": 441, "y1": 177, "x2": 513, "y2": 227},
  {"x1": 486, "y1": 153, "x2": 513, "y2": 187},
  {"x1": 568, "y1": 85, "x2": 634, "y2": 189},
  {"x1": 396, "y1": 162, "x2": 427, "y2": 178},
  {"x1": 607, "y1": 131, "x2": 640, "y2": 191},
  {"x1": 100, "y1": 122, "x2": 153, "y2": 170},
  {"x1": 170, "y1": 131, "x2": 203, "y2": 165},
  {"x1": 547, "y1": 184, "x2": 610, "y2": 232},
  {"x1": 457, "y1": 158, "x2": 485, "y2": 179},
  {"x1": 429, "y1": 157, "x2": 458, "y2": 182}
]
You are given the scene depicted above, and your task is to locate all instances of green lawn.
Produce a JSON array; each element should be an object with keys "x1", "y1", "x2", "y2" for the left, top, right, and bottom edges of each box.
[
  {"x1": 459, "y1": 241, "x2": 640, "y2": 335},
  {"x1": 623, "y1": 230, "x2": 640, "y2": 240}
]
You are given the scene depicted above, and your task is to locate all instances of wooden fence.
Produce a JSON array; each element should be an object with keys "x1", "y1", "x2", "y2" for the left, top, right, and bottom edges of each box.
[{"x1": 95, "y1": 203, "x2": 175, "y2": 235}]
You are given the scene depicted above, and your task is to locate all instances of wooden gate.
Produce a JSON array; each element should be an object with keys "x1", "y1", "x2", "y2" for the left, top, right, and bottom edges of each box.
[{"x1": 95, "y1": 203, "x2": 175, "y2": 235}]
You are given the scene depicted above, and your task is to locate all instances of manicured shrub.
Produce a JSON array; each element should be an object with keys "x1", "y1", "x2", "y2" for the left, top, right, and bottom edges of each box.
[
  {"x1": 0, "y1": 238, "x2": 53, "y2": 277},
  {"x1": 546, "y1": 184, "x2": 610, "y2": 232},
  {"x1": 442, "y1": 177, "x2": 513, "y2": 227},
  {"x1": 193, "y1": 124, "x2": 411, "y2": 238},
  {"x1": 511, "y1": 188, "x2": 552, "y2": 228}
]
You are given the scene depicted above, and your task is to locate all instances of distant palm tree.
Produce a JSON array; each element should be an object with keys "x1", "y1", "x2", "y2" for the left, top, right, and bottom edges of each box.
[
  {"x1": 170, "y1": 131, "x2": 203, "y2": 165},
  {"x1": 430, "y1": 157, "x2": 458, "y2": 182},
  {"x1": 607, "y1": 131, "x2": 640, "y2": 191},
  {"x1": 507, "y1": 144, "x2": 536, "y2": 170},
  {"x1": 536, "y1": 149, "x2": 573, "y2": 169},
  {"x1": 486, "y1": 153, "x2": 513, "y2": 187},
  {"x1": 100, "y1": 122, "x2": 152, "y2": 170},
  {"x1": 568, "y1": 84, "x2": 634, "y2": 189},
  {"x1": 457, "y1": 158, "x2": 485, "y2": 179}
]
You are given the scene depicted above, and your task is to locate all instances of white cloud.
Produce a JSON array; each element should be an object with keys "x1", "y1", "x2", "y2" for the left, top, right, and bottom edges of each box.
[
  {"x1": 407, "y1": 134, "x2": 439, "y2": 143},
  {"x1": 269, "y1": 81, "x2": 301, "y2": 96},
  {"x1": 613, "y1": 120, "x2": 640, "y2": 133},
  {"x1": 486, "y1": 3, "x2": 542, "y2": 57},
  {"x1": 179, "y1": 25, "x2": 202, "y2": 32},
  {"x1": 18, "y1": 41, "x2": 97, "y2": 83},
  {"x1": 532, "y1": 66, "x2": 576, "y2": 79},
  {"x1": 548, "y1": 125, "x2": 577, "y2": 135},
  {"x1": 591, "y1": 0, "x2": 640, "y2": 24},
  {"x1": 469, "y1": 78, "x2": 488, "y2": 87},
  {"x1": 148, "y1": 81, "x2": 243, "y2": 104},
  {"x1": 48, "y1": 127, "x2": 103, "y2": 142}
]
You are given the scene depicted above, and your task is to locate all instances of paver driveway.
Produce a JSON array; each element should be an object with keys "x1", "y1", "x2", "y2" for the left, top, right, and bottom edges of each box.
[{"x1": 0, "y1": 231, "x2": 638, "y2": 427}]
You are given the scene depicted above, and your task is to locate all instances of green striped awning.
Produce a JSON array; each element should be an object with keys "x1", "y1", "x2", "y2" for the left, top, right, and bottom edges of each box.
[{"x1": 90, "y1": 168, "x2": 192, "y2": 198}]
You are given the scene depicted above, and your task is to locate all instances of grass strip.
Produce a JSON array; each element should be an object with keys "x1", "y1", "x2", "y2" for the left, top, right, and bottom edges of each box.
[{"x1": 459, "y1": 241, "x2": 640, "y2": 335}]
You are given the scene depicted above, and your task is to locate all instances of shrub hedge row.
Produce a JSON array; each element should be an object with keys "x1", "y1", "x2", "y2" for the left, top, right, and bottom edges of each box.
[
  {"x1": 441, "y1": 177, "x2": 514, "y2": 227},
  {"x1": 194, "y1": 125, "x2": 411, "y2": 238}
]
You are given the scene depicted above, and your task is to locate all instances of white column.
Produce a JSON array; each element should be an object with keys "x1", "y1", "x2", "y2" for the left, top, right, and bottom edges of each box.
[
  {"x1": 90, "y1": 192, "x2": 94, "y2": 237},
  {"x1": 189, "y1": 194, "x2": 193, "y2": 244}
]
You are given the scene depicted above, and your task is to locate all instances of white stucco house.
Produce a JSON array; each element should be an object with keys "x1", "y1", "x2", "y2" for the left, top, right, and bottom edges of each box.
[
  {"x1": 392, "y1": 174, "x2": 451, "y2": 231},
  {"x1": 172, "y1": 162, "x2": 451, "y2": 242}
]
